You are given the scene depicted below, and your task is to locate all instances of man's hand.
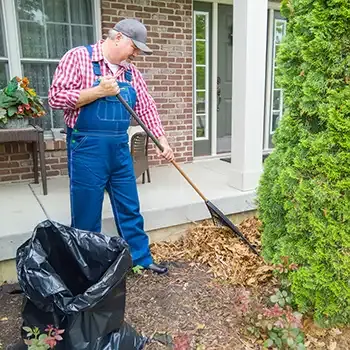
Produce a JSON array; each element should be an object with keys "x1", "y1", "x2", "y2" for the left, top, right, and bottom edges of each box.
[
  {"x1": 75, "y1": 76, "x2": 120, "y2": 109},
  {"x1": 156, "y1": 136, "x2": 174, "y2": 162},
  {"x1": 97, "y1": 76, "x2": 120, "y2": 97}
]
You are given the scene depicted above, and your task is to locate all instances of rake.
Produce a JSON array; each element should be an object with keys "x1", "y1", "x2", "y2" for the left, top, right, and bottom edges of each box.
[{"x1": 117, "y1": 94, "x2": 259, "y2": 256}]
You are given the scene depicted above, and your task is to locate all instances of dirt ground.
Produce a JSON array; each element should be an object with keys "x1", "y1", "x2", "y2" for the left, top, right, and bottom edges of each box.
[
  {"x1": 1, "y1": 218, "x2": 350, "y2": 349},
  {"x1": 0, "y1": 263, "x2": 257, "y2": 349}
]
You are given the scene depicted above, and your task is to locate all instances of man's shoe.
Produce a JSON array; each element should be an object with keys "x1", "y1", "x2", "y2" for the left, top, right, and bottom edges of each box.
[{"x1": 145, "y1": 263, "x2": 168, "y2": 275}]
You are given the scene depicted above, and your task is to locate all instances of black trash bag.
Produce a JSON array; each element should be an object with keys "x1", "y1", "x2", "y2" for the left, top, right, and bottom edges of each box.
[{"x1": 15, "y1": 220, "x2": 147, "y2": 350}]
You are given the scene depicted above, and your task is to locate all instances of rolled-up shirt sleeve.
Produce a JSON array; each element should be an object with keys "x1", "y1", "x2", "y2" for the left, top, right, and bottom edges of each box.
[
  {"x1": 48, "y1": 49, "x2": 82, "y2": 110},
  {"x1": 132, "y1": 68, "x2": 165, "y2": 138}
]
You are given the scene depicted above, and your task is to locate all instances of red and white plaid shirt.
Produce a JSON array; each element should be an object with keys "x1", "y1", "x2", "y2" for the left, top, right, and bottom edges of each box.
[{"x1": 48, "y1": 40, "x2": 165, "y2": 138}]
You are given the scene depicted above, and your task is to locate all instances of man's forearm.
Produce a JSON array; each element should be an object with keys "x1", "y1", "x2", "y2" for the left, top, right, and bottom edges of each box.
[
  {"x1": 75, "y1": 86, "x2": 104, "y2": 109},
  {"x1": 157, "y1": 135, "x2": 168, "y2": 147}
]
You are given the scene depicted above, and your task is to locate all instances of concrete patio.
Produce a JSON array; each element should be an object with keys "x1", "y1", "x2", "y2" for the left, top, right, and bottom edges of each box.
[{"x1": 0, "y1": 159, "x2": 257, "y2": 282}]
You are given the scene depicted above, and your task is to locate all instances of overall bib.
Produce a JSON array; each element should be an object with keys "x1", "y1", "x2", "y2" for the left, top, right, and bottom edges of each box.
[{"x1": 66, "y1": 45, "x2": 153, "y2": 267}]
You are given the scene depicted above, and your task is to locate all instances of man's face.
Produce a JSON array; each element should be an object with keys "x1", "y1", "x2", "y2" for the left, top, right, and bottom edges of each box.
[{"x1": 113, "y1": 34, "x2": 141, "y2": 62}]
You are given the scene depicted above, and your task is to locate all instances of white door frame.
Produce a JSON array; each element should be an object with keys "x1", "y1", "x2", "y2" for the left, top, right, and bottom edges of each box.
[{"x1": 193, "y1": 0, "x2": 281, "y2": 159}]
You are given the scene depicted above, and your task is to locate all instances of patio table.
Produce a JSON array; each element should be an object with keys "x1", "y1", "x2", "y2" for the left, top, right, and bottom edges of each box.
[{"x1": 0, "y1": 124, "x2": 48, "y2": 195}]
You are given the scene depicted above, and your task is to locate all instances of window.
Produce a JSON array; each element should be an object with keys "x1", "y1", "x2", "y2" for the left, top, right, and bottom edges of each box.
[
  {"x1": 1, "y1": 0, "x2": 97, "y2": 131},
  {"x1": 194, "y1": 12, "x2": 209, "y2": 140},
  {"x1": 264, "y1": 10, "x2": 287, "y2": 150},
  {"x1": 0, "y1": 7, "x2": 9, "y2": 88}
]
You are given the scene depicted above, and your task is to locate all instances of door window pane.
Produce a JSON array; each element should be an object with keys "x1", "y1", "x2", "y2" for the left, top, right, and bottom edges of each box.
[
  {"x1": 268, "y1": 15, "x2": 287, "y2": 147},
  {"x1": 196, "y1": 41, "x2": 205, "y2": 65},
  {"x1": 194, "y1": 12, "x2": 209, "y2": 140},
  {"x1": 196, "y1": 91, "x2": 205, "y2": 114},
  {"x1": 196, "y1": 15, "x2": 206, "y2": 39},
  {"x1": 15, "y1": 0, "x2": 95, "y2": 130},
  {"x1": 196, "y1": 67, "x2": 205, "y2": 90},
  {"x1": 196, "y1": 115, "x2": 206, "y2": 138}
]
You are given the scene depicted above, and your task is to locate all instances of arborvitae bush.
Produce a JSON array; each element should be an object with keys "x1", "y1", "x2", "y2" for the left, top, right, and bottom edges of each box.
[{"x1": 257, "y1": 0, "x2": 350, "y2": 325}]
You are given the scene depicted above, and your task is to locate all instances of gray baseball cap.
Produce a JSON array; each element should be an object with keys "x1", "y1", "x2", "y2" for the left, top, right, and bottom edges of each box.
[{"x1": 114, "y1": 19, "x2": 152, "y2": 55}]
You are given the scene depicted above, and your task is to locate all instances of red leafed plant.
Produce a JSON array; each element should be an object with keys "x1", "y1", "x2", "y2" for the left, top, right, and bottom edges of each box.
[{"x1": 23, "y1": 325, "x2": 64, "y2": 349}]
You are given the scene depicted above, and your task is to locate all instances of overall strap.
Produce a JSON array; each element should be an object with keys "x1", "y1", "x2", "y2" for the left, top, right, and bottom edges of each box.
[
  {"x1": 124, "y1": 69, "x2": 133, "y2": 82},
  {"x1": 85, "y1": 45, "x2": 102, "y2": 76}
]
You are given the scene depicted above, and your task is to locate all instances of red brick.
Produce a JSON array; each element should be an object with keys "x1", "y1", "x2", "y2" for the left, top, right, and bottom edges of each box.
[
  {"x1": 144, "y1": 7, "x2": 159, "y2": 13},
  {"x1": 151, "y1": 1, "x2": 165, "y2": 7},
  {"x1": 10, "y1": 153, "x2": 30, "y2": 161},
  {"x1": 0, "y1": 161, "x2": 19, "y2": 168},
  {"x1": 11, "y1": 167, "x2": 31, "y2": 174},
  {"x1": 1, "y1": 175, "x2": 20, "y2": 182},
  {"x1": 126, "y1": 5, "x2": 142, "y2": 11},
  {"x1": 51, "y1": 163, "x2": 67, "y2": 170},
  {"x1": 136, "y1": 13, "x2": 152, "y2": 20},
  {"x1": 47, "y1": 170, "x2": 60, "y2": 177},
  {"x1": 21, "y1": 173, "x2": 34, "y2": 180},
  {"x1": 160, "y1": 8, "x2": 173, "y2": 14}
]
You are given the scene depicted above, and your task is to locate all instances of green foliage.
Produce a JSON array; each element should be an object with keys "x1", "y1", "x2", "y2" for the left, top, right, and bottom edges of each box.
[
  {"x1": 132, "y1": 265, "x2": 144, "y2": 274},
  {"x1": 257, "y1": 0, "x2": 350, "y2": 326},
  {"x1": 23, "y1": 325, "x2": 64, "y2": 349},
  {"x1": 0, "y1": 76, "x2": 46, "y2": 125}
]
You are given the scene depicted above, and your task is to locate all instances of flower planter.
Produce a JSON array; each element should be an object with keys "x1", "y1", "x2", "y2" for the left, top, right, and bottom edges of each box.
[{"x1": 0, "y1": 118, "x2": 29, "y2": 129}]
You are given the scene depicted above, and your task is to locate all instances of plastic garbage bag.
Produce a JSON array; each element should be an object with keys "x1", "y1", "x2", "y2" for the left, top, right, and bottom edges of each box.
[{"x1": 16, "y1": 220, "x2": 147, "y2": 350}]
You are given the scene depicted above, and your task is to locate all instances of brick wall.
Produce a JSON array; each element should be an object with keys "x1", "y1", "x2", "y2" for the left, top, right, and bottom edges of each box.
[
  {"x1": 0, "y1": 141, "x2": 67, "y2": 183},
  {"x1": 102, "y1": 0, "x2": 194, "y2": 165}
]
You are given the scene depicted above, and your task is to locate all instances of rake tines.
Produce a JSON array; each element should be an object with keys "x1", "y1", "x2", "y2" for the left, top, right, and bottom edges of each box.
[{"x1": 206, "y1": 201, "x2": 260, "y2": 256}]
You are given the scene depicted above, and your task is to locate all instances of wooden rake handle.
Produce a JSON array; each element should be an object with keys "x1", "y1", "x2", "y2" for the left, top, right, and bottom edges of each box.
[{"x1": 116, "y1": 93, "x2": 207, "y2": 202}]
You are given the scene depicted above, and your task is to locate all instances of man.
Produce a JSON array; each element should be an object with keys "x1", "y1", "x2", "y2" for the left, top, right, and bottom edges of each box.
[{"x1": 48, "y1": 19, "x2": 174, "y2": 275}]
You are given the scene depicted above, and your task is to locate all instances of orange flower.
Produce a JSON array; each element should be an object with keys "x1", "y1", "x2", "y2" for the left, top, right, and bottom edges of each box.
[{"x1": 20, "y1": 77, "x2": 30, "y2": 88}]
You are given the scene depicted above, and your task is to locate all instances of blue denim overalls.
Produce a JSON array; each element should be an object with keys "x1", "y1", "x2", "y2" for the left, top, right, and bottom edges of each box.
[{"x1": 66, "y1": 45, "x2": 153, "y2": 267}]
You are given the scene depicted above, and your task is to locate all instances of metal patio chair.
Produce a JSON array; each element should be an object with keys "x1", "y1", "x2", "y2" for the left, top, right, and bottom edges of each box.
[{"x1": 130, "y1": 131, "x2": 150, "y2": 184}]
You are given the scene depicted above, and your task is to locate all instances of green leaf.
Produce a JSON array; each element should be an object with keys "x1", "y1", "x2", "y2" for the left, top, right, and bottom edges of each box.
[
  {"x1": 23, "y1": 326, "x2": 32, "y2": 333},
  {"x1": 38, "y1": 334, "x2": 48, "y2": 340},
  {"x1": 290, "y1": 328, "x2": 300, "y2": 337},
  {"x1": 296, "y1": 333, "x2": 305, "y2": 342},
  {"x1": 264, "y1": 339, "x2": 274, "y2": 347},
  {"x1": 287, "y1": 337, "x2": 295, "y2": 346},
  {"x1": 0, "y1": 92, "x2": 17, "y2": 108},
  {"x1": 282, "y1": 290, "x2": 288, "y2": 297},
  {"x1": 270, "y1": 295, "x2": 279, "y2": 303},
  {"x1": 7, "y1": 106, "x2": 17, "y2": 117},
  {"x1": 132, "y1": 265, "x2": 144, "y2": 274},
  {"x1": 14, "y1": 89, "x2": 28, "y2": 104},
  {"x1": 269, "y1": 331, "x2": 279, "y2": 341},
  {"x1": 5, "y1": 77, "x2": 18, "y2": 94},
  {"x1": 297, "y1": 343, "x2": 306, "y2": 350},
  {"x1": 275, "y1": 337, "x2": 283, "y2": 348}
]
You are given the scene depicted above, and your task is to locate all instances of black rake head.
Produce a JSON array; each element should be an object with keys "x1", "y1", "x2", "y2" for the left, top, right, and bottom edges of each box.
[{"x1": 205, "y1": 200, "x2": 260, "y2": 256}]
